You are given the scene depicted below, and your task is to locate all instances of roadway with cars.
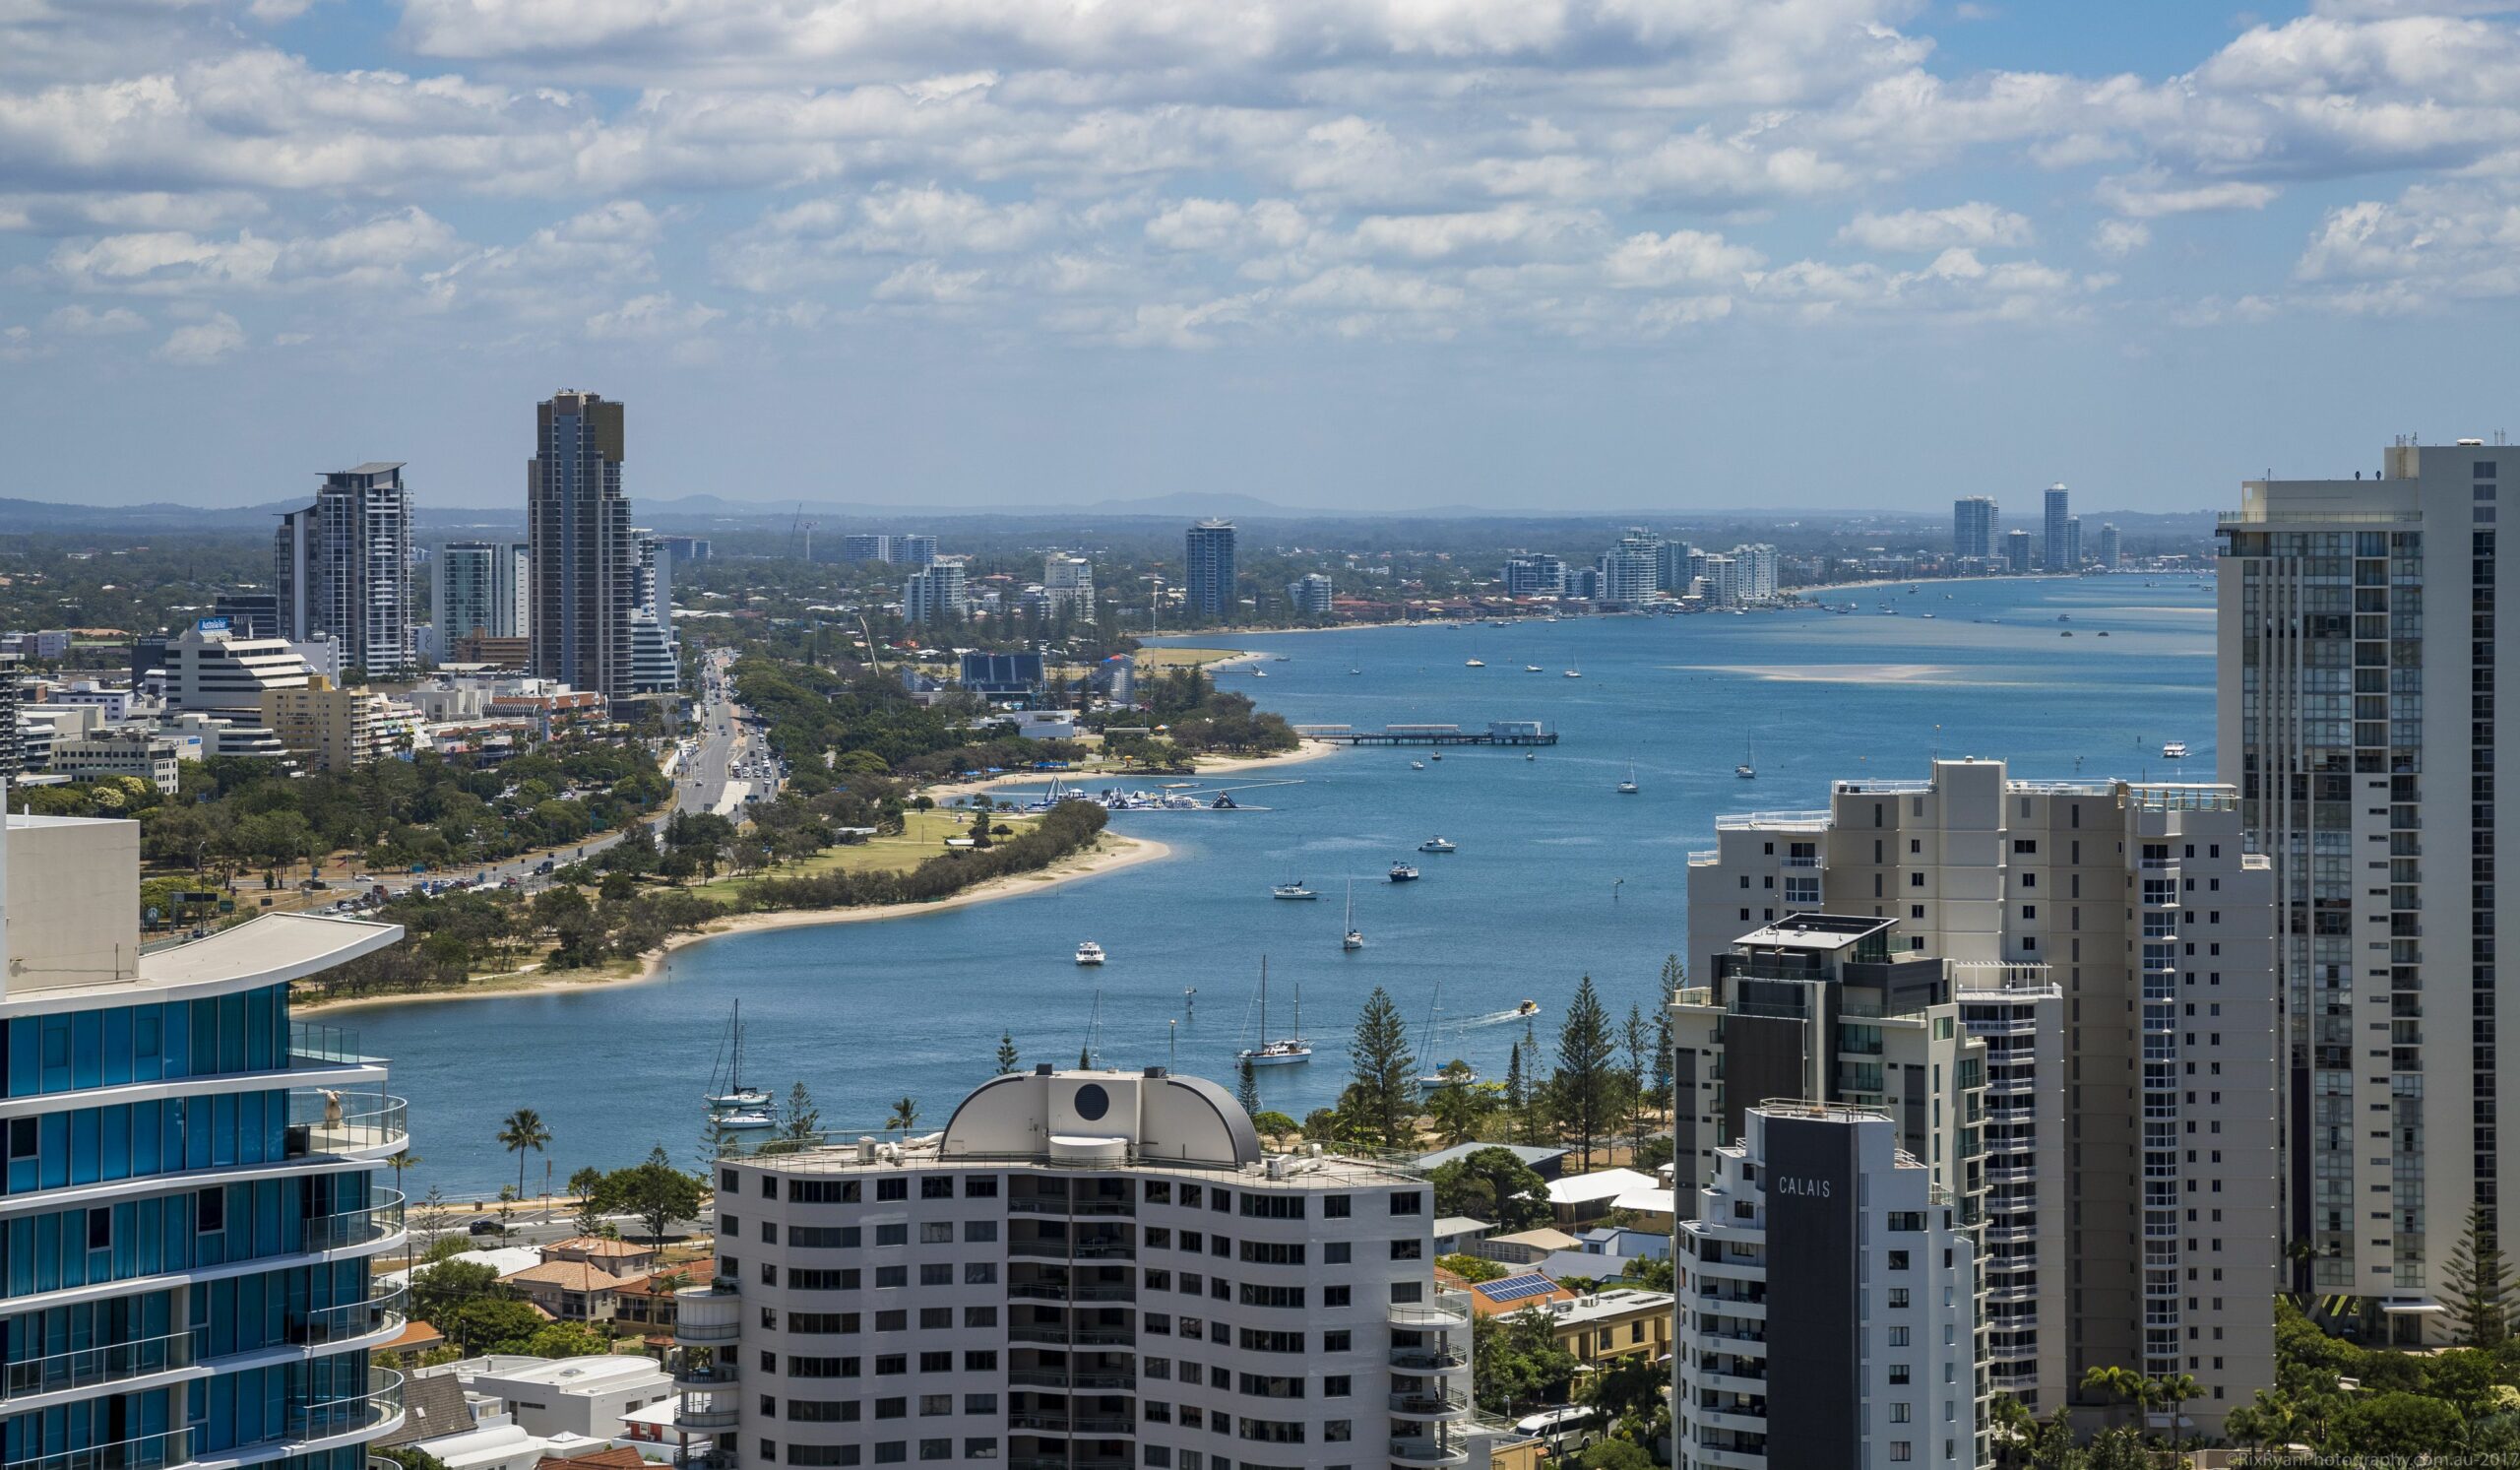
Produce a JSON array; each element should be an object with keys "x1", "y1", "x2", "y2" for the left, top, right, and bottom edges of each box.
[{"x1": 312, "y1": 648, "x2": 772, "y2": 914}]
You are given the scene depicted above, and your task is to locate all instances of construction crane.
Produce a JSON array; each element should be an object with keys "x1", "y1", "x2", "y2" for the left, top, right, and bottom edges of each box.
[{"x1": 787, "y1": 502, "x2": 820, "y2": 561}]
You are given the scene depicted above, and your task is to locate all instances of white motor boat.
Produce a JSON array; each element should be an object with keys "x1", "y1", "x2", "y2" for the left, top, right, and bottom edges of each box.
[{"x1": 1075, "y1": 940, "x2": 1106, "y2": 966}]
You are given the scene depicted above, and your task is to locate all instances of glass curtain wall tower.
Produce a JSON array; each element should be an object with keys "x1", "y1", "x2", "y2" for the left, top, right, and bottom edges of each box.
[{"x1": 0, "y1": 804, "x2": 410, "y2": 1470}]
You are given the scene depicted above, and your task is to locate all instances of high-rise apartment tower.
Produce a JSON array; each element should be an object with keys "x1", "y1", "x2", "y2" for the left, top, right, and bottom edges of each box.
[
  {"x1": 275, "y1": 464, "x2": 413, "y2": 676},
  {"x1": 1955, "y1": 497, "x2": 1998, "y2": 560},
  {"x1": 2220, "y1": 438, "x2": 2520, "y2": 1340},
  {"x1": 1185, "y1": 521, "x2": 1237, "y2": 619},
  {"x1": 527, "y1": 390, "x2": 636, "y2": 700}
]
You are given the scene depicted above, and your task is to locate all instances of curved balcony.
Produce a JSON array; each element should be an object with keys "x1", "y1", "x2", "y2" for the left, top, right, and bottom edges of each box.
[
  {"x1": 4, "y1": 1428, "x2": 192, "y2": 1470},
  {"x1": 1, "y1": 1329, "x2": 198, "y2": 1402},
  {"x1": 1008, "y1": 1413, "x2": 1136, "y2": 1435},
  {"x1": 305, "y1": 1189, "x2": 407, "y2": 1254},
  {"x1": 671, "y1": 1356, "x2": 738, "y2": 1389},
  {"x1": 1388, "y1": 1388, "x2": 1472, "y2": 1421},
  {"x1": 674, "y1": 1281, "x2": 743, "y2": 1344},
  {"x1": 286, "y1": 1365, "x2": 404, "y2": 1441},
  {"x1": 288, "y1": 1090, "x2": 410, "y2": 1159},
  {"x1": 675, "y1": 1396, "x2": 740, "y2": 1431},
  {"x1": 1387, "y1": 1437, "x2": 1469, "y2": 1466},
  {"x1": 288, "y1": 1284, "x2": 408, "y2": 1348},
  {"x1": 1389, "y1": 1345, "x2": 1468, "y2": 1373},
  {"x1": 1388, "y1": 1295, "x2": 1471, "y2": 1331}
]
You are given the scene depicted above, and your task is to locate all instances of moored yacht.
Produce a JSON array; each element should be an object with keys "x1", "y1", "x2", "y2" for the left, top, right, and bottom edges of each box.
[{"x1": 1272, "y1": 879, "x2": 1319, "y2": 900}]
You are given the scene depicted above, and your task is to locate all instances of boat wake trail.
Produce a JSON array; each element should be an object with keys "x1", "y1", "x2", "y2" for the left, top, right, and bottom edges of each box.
[{"x1": 1467, "y1": 1008, "x2": 1539, "y2": 1027}]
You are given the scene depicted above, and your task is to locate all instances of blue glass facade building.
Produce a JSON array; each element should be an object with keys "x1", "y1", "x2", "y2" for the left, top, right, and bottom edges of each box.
[{"x1": 0, "y1": 811, "x2": 406, "y2": 1470}]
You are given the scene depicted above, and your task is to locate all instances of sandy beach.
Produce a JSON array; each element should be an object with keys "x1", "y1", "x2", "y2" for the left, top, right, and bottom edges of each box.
[{"x1": 297, "y1": 831, "x2": 1175, "y2": 1014}]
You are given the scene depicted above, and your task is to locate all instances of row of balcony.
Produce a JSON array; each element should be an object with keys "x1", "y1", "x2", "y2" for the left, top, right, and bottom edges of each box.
[{"x1": 1, "y1": 1286, "x2": 407, "y2": 1402}]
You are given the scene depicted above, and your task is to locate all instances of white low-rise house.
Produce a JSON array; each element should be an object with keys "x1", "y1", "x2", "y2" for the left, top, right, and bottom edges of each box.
[
  {"x1": 1432, "y1": 1215, "x2": 1494, "y2": 1256},
  {"x1": 1544, "y1": 1167, "x2": 1661, "y2": 1226},
  {"x1": 465, "y1": 1355, "x2": 680, "y2": 1440}
]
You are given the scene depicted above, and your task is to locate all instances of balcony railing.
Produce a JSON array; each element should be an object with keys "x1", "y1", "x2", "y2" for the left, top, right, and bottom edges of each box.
[
  {"x1": 305, "y1": 1190, "x2": 406, "y2": 1253},
  {"x1": 288, "y1": 1021, "x2": 378, "y2": 1067},
  {"x1": 289, "y1": 1284, "x2": 407, "y2": 1346},
  {"x1": 285, "y1": 1366, "x2": 403, "y2": 1440},
  {"x1": 4, "y1": 1428, "x2": 193, "y2": 1470},
  {"x1": 1, "y1": 1330, "x2": 197, "y2": 1401},
  {"x1": 286, "y1": 1091, "x2": 409, "y2": 1156},
  {"x1": 1388, "y1": 1295, "x2": 1472, "y2": 1330}
]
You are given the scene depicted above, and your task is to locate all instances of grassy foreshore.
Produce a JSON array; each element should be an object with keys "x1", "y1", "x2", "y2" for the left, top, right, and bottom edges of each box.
[{"x1": 296, "y1": 829, "x2": 1172, "y2": 1013}]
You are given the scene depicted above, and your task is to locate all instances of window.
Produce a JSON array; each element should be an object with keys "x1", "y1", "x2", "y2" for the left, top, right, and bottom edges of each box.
[
  {"x1": 1890, "y1": 1403, "x2": 1912, "y2": 1424},
  {"x1": 1389, "y1": 1191, "x2": 1423, "y2": 1216},
  {"x1": 1324, "y1": 1242, "x2": 1350, "y2": 1264},
  {"x1": 875, "y1": 1266, "x2": 907, "y2": 1289},
  {"x1": 1889, "y1": 1365, "x2": 1910, "y2": 1384},
  {"x1": 1888, "y1": 1250, "x2": 1910, "y2": 1270},
  {"x1": 1888, "y1": 1288, "x2": 1911, "y2": 1309},
  {"x1": 918, "y1": 1222, "x2": 952, "y2": 1244},
  {"x1": 920, "y1": 1178, "x2": 953, "y2": 1199},
  {"x1": 875, "y1": 1224, "x2": 908, "y2": 1246},
  {"x1": 964, "y1": 1220, "x2": 997, "y2": 1243},
  {"x1": 1888, "y1": 1326, "x2": 1911, "y2": 1347},
  {"x1": 1323, "y1": 1195, "x2": 1351, "y2": 1219},
  {"x1": 876, "y1": 1179, "x2": 907, "y2": 1201},
  {"x1": 918, "y1": 1396, "x2": 952, "y2": 1417},
  {"x1": 1389, "y1": 1240, "x2": 1422, "y2": 1260}
]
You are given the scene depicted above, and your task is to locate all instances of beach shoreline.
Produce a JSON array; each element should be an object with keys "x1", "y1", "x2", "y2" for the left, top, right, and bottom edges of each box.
[{"x1": 295, "y1": 831, "x2": 1176, "y2": 1015}]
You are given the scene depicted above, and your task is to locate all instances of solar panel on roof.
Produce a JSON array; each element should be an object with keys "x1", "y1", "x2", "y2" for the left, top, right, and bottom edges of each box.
[{"x1": 1481, "y1": 1274, "x2": 1558, "y2": 1303}]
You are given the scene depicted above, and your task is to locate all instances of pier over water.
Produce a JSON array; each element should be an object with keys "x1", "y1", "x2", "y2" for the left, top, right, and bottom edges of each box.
[{"x1": 1292, "y1": 720, "x2": 1558, "y2": 746}]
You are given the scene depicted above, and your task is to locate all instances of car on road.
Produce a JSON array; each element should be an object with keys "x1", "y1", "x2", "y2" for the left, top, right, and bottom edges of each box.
[{"x1": 467, "y1": 1217, "x2": 504, "y2": 1236}]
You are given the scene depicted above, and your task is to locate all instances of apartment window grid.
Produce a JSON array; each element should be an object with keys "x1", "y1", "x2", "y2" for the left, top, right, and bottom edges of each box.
[{"x1": 2475, "y1": 503, "x2": 2498, "y2": 1231}]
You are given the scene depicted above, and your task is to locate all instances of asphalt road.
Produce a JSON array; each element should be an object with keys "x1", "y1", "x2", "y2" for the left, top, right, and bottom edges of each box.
[{"x1": 326, "y1": 651, "x2": 767, "y2": 909}]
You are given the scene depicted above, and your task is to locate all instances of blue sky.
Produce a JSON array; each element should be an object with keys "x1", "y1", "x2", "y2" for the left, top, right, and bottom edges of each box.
[{"x1": 3, "y1": 0, "x2": 2517, "y2": 512}]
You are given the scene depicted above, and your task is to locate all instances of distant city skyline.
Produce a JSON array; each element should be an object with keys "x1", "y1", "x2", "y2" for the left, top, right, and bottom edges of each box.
[{"x1": 7, "y1": 2, "x2": 2520, "y2": 510}]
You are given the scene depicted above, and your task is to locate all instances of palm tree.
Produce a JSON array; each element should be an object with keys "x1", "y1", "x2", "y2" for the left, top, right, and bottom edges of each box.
[
  {"x1": 885, "y1": 1096, "x2": 919, "y2": 1139},
  {"x1": 2151, "y1": 1371, "x2": 2202, "y2": 1449},
  {"x1": 496, "y1": 1109, "x2": 551, "y2": 1218},
  {"x1": 2080, "y1": 1364, "x2": 2152, "y2": 1435}
]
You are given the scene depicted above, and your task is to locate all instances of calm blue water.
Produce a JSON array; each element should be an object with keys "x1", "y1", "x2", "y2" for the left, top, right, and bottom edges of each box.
[{"x1": 363, "y1": 574, "x2": 2220, "y2": 1198}]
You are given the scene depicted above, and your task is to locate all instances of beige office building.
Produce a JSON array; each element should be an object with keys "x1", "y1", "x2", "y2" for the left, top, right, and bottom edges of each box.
[
  {"x1": 1685, "y1": 757, "x2": 2279, "y2": 1437},
  {"x1": 261, "y1": 676, "x2": 396, "y2": 772}
]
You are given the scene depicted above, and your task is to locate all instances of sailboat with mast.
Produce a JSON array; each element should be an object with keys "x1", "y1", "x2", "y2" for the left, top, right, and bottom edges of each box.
[
  {"x1": 705, "y1": 1000, "x2": 775, "y2": 1130},
  {"x1": 1342, "y1": 881, "x2": 1363, "y2": 952},
  {"x1": 1616, "y1": 760, "x2": 1639, "y2": 796},
  {"x1": 1238, "y1": 959, "x2": 1312, "y2": 1066},
  {"x1": 1735, "y1": 733, "x2": 1757, "y2": 780}
]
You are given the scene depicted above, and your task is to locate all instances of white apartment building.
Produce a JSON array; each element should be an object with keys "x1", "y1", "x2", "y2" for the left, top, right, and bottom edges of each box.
[
  {"x1": 2220, "y1": 438, "x2": 2518, "y2": 1338},
  {"x1": 439, "y1": 542, "x2": 521, "y2": 642},
  {"x1": 277, "y1": 462, "x2": 415, "y2": 676},
  {"x1": 1695, "y1": 555, "x2": 1740, "y2": 608},
  {"x1": 1044, "y1": 555, "x2": 1096, "y2": 618},
  {"x1": 162, "y1": 623, "x2": 313, "y2": 720},
  {"x1": 1675, "y1": 1101, "x2": 1984, "y2": 1470},
  {"x1": 1599, "y1": 532, "x2": 1660, "y2": 607},
  {"x1": 679, "y1": 1065, "x2": 1469, "y2": 1470},
  {"x1": 1687, "y1": 758, "x2": 2280, "y2": 1436},
  {"x1": 1286, "y1": 574, "x2": 1334, "y2": 618},
  {"x1": 904, "y1": 558, "x2": 971, "y2": 624}
]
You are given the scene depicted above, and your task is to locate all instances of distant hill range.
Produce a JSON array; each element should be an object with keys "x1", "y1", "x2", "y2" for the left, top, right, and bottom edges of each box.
[{"x1": 0, "y1": 491, "x2": 2220, "y2": 538}]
